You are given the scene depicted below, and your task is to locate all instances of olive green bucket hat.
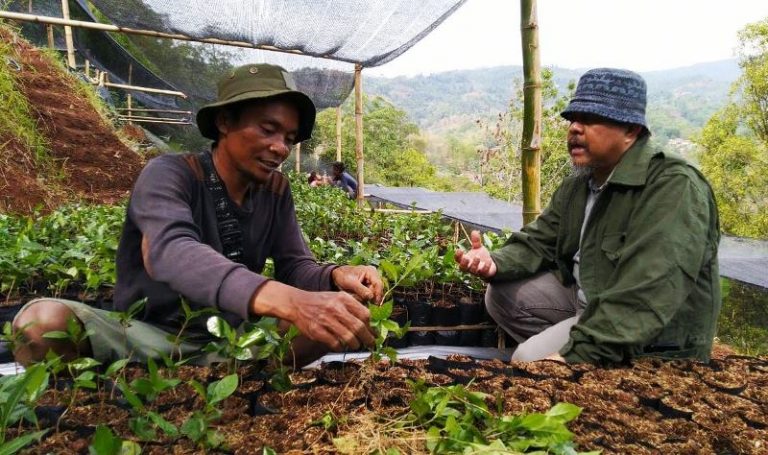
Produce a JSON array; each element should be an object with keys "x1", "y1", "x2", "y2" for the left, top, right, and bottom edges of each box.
[{"x1": 196, "y1": 63, "x2": 316, "y2": 142}]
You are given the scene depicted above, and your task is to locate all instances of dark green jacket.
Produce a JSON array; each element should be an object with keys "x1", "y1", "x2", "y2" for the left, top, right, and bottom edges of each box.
[{"x1": 490, "y1": 137, "x2": 721, "y2": 364}]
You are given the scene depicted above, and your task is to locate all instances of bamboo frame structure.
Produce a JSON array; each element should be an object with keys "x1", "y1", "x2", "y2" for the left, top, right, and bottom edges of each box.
[
  {"x1": 116, "y1": 116, "x2": 191, "y2": 125},
  {"x1": 46, "y1": 24, "x2": 54, "y2": 48},
  {"x1": 520, "y1": 0, "x2": 542, "y2": 225},
  {"x1": 0, "y1": 10, "x2": 343, "y2": 62},
  {"x1": 336, "y1": 106, "x2": 342, "y2": 162},
  {"x1": 354, "y1": 63, "x2": 365, "y2": 208},
  {"x1": 115, "y1": 108, "x2": 192, "y2": 115},
  {"x1": 60, "y1": 0, "x2": 76, "y2": 68},
  {"x1": 101, "y1": 81, "x2": 186, "y2": 98}
]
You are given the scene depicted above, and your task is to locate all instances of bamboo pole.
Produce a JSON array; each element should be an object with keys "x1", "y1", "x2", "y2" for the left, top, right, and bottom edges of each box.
[
  {"x1": 336, "y1": 106, "x2": 342, "y2": 162},
  {"x1": 46, "y1": 24, "x2": 54, "y2": 48},
  {"x1": 127, "y1": 63, "x2": 133, "y2": 125},
  {"x1": 84, "y1": 59, "x2": 89, "y2": 78},
  {"x1": 118, "y1": 115, "x2": 188, "y2": 121},
  {"x1": 101, "y1": 81, "x2": 186, "y2": 98},
  {"x1": 354, "y1": 64, "x2": 364, "y2": 208},
  {"x1": 117, "y1": 117, "x2": 191, "y2": 125},
  {"x1": 295, "y1": 142, "x2": 301, "y2": 173},
  {"x1": 60, "y1": 0, "x2": 76, "y2": 68},
  {"x1": 0, "y1": 10, "x2": 350, "y2": 63},
  {"x1": 520, "y1": 0, "x2": 542, "y2": 225},
  {"x1": 115, "y1": 108, "x2": 192, "y2": 114}
]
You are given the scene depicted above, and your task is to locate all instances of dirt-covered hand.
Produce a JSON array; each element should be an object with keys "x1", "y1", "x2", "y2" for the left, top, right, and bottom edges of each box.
[
  {"x1": 454, "y1": 230, "x2": 497, "y2": 279},
  {"x1": 331, "y1": 265, "x2": 384, "y2": 304},
  {"x1": 290, "y1": 290, "x2": 376, "y2": 352}
]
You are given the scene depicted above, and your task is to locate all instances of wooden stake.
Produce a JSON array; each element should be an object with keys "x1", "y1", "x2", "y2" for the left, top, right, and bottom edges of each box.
[
  {"x1": 295, "y1": 142, "x2": 301, "y2": 173},
  {"x1": 336, "y1": 105, "x2": 342, "y2": 162},
  {"x1": 84, "y1": 59, "x2": 89, "y2": 78},
  {"x1": 60, "y1": 0, "x2": 76, "y2": 69},
  {"x1": 46, "y1": 24, "x2": 54, "y2": 48},
  {"x1": 354, "y1": 63, "x2": 364, "y2": 208},
  {"x1": 127, "y1": 63, "x2": 133, "y2": 125}
]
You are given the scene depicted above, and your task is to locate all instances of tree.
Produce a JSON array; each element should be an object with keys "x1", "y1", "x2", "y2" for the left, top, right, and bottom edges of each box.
[
  {"x1": 477, "y1": 69, "x2": 572, "y2": 204},
  {"x1": 695, "y1": 18, "x2": 768, "y2": 239}
]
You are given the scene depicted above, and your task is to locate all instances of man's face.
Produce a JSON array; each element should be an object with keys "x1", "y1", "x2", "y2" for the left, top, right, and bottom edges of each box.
[
  {"x1": 566, "y1": 113, "x2": 636, "y2": 176},
  {"x1": 218, "y1": 99, "x2": 299, "y2": 183}
]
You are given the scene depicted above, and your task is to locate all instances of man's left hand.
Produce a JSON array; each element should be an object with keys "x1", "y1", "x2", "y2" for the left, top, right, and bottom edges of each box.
[{"x1": 332, "y1": 265, "x2": 383, "y2": 304}]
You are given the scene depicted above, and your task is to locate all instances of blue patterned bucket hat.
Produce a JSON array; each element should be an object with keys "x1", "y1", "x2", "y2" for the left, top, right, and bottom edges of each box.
[{"x1": 561, "y1": 68, "x2": 648, "y2": 128}]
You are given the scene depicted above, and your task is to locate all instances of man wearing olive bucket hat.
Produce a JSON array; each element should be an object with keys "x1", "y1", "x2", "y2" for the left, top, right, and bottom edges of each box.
[
  {"x1": 456, "y1": 68, "x2": 721, "y2": 364},
  {"x1": 14, "y1": 64, "x2": 382, "y2": 367}
]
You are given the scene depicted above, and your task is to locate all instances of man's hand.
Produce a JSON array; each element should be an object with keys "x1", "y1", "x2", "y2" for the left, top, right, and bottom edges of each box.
[
  {"x1": 251, "y1": 281, "x2": 376, "y2": 352},
  {"x1": 454, "y1": 230, "x2": 497, "y2": 279},
  {"x1": 332, "y1": 265, "x2": 383, "y2": 304}
]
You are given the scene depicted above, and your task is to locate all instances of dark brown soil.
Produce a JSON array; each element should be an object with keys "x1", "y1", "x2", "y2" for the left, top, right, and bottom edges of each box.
[
  {"x1": 10, "y1": 355, "x2": 768, "y2": 454},
  {"x1": 0, "y1": 25, "x2": 143, "y2": 215}
]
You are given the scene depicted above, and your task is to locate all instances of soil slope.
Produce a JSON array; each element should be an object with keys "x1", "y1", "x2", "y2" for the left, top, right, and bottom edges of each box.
[{"x1": 0, "y1": 25, "x2": 143, "y2": 214}]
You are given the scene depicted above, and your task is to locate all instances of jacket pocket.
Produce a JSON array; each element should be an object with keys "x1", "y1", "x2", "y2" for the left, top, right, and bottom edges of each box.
[{"x1": 601, "y1": 231, "x2": 626, "y2": 262}]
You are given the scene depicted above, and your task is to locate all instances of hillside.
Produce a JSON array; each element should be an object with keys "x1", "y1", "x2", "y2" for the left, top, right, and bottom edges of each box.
[
  {"x1": 366, "y1": 60, "x2": 740, "y2": 145},
  {"x1": 0, "y1": 24, "x2": 143, "y2": 214}
]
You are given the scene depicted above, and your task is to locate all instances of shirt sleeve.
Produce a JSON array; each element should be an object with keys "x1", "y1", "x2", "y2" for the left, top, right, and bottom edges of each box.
[
  {"x1": 129, "y1": 156, "x2": 266, "y2": 321},
  {"x1": 561, "y1": 170, "x2": 714, "y2": 363},
  {"x1": 490, "y1": 184, "x2": 563, "y2": 281},
  {"x1": 270, "y1": 183, "x2": 337, "y2": 292}
]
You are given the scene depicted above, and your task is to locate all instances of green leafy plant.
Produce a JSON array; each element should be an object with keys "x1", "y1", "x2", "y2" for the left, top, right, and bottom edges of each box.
[
  {"x1": 42, "y1": 315, "x2": 95, "y2": 359},
  {"x1": 368, "y1": 301, "x2": 409, "y2": 363},
  {"x1": 182, "y1": 374, "x2": 238, "y2": 450},
  {"x1": 0, "y1": 363, "x2": 50, "y2": 453},
  {"x1": 203, "y1": 316, "x2": 269, "y2": 374},
  {"x1": 403, "y1": 380, "x2": 598, "y2": 454},
  {"x1": 88, "y1": 424, "x2": 142, "y2": 455}
]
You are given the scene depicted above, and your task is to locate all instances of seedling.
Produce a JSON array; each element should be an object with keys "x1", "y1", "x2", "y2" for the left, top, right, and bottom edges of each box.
[
  {"x1": 204, "y1": 316, "x2": 265, "y2": 370},
  {"x1": 88, "y1": 424, "x2": 141, "y2": 455},
  {"x1": 182, "y1": 374, "x2": 238, "y2": 450},
  {"x1": 42, "y1": 315, "x2": 94, "y2": 359},
  {"x1": 166, "y1": 299, "x2": 216, "y2": 364},
  {"x1": 403, "y1": 380, "x2": 598, "y2": 454},
  {"x1": 0, "y1": 363, "x2": 50, "y2": 452},
  {"x1": 368, "y1": 301, "x2": 409, "y2": 363}
]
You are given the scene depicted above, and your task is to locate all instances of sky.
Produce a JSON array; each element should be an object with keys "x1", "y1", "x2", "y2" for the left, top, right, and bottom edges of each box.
[{"x1": 367, "y1": 0, "x2": 768, "y2": 78}]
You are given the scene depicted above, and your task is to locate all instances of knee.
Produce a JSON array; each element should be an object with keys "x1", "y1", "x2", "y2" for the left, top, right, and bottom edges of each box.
[
  {"x1": 484, "y1": 282, "x2": 521, "y2": 320},
  {"x1": 12, "y1": 299, "x2": 84, "y2": 365}
]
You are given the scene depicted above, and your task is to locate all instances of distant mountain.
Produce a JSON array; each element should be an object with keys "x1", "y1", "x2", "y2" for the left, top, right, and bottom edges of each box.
[{"x1": 365, "y1": 59, "x2": 741, "y2": 145}]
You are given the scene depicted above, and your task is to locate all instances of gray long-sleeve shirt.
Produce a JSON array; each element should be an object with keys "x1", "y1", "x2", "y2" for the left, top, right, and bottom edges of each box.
[{"x1": 113, "y1": 153, "x2": 336, "y2": 338}]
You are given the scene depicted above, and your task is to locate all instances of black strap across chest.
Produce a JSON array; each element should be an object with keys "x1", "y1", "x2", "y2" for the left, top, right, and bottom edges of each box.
[{"x1": 198, "y1": 151, "x2": 244, "y2": 264}]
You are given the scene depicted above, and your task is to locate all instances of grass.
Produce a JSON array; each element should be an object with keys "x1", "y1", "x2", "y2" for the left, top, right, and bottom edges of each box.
[{"x1": 0, "y1": 24, "x2": 49, "y2": 163}]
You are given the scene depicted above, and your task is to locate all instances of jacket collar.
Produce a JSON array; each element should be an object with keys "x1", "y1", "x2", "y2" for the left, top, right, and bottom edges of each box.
[{"x1": 606, "y1": 135, "x2": 660, "y2": 187}]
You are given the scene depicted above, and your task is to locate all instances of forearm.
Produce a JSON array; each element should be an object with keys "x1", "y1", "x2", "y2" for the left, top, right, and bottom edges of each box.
[{"x1": 249, "y1": 280, "x2": 306, "y2": 322}]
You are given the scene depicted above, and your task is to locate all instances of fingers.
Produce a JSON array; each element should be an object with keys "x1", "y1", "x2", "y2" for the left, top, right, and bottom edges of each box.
[{"x1": 470, "y1": 230, "x2": 483, "y2": 249}]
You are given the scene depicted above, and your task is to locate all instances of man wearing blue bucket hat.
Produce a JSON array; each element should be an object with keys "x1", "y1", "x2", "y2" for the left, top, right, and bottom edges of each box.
[
  {"x1": 14, "y1": 64, "x2": 382, "y2": 367},
  {"x1": 456, "y1": 68, "x2": 721, "y2": 364}
]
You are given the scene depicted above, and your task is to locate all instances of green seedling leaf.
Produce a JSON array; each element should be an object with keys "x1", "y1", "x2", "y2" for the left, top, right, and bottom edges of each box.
[
  {"x1": 236, "y1": 327, "x2": 267, "y2": 349},
  {"x1": 180, "y1": 413, "x2": 205, "y2": 443},
  {"x1": 69, "y1": 357, "x2": 101, "y2": 371},
  {"x1": 546, "y1": 402, "x2": 582, "y2": 422},
  {"x1": 147, "y1": 411, "x2": 178, "y2": 438},
  {"x1": 41, "y1": 330, "x2": 69, "y2": 340},
  {"x1": 262, "y1": 448, "x2": 277, "y2": 455},
  {"x1": 369, "y1": 301, "x2": 393, "y2": 321},
  {"x1": 379, "y1": 260, "x2": 398, "y2": 282},
  {"x1": 206, "y1": 316, "x2": 232, "y2": 341},
  {"x1": 104, "y1": 359, "x2": 130, "y2": 377},
  {"x1": 89, "y1": 425, "x2": 121, "y2": 455},
  {"x1": 208, "y1": 374, "x2": 238, "y2": 406},
  {"x1": 0, "y1": 429, "x2": 49, "y2": 455},
  {"x1": 128, "y1": 416, "x2": 156, "y2": 441}
]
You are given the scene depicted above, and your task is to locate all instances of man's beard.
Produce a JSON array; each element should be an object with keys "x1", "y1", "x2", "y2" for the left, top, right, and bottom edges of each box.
[{"x1": 570, "y1": 164, "x2": 594, "y2": 178}]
